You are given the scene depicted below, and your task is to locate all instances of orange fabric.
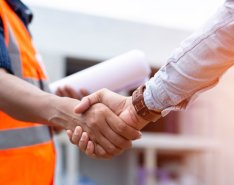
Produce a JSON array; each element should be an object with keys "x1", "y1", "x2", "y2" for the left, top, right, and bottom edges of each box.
[
  {"x1": 0, "y1": 1, "x2": 56, "y2": 185},
  {"x1": 0, "y1": 0, "x2": 47, "y2": 80},
  {"x1": 0, "y1": 112, "x2": 41, "y2": 130},
  {"x1": 0, "y1": 141, "x2": 56, "y2": 185},
  {"x1": 0, "y1": 3, "x2": 9, "y2": 45}
]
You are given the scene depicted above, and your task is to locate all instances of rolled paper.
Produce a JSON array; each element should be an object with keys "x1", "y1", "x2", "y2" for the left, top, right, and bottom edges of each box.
[{"x1": 50, "y1": 50, "x2": 151, "y2": 94}]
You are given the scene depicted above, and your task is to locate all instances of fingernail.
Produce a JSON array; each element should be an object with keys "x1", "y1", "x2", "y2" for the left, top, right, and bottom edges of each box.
[
  {"x1": 87, "y1": 141, "x2": 92, "y2": 150},
  {"x1": 74, "y1": 127, "x2": 80, "y2": 135},
  {"x1": 66, "y1": 130, "x2": 72, "y2": 135},
  {"x1": 81, "y1": 132, "x2": 87, "y2": 141}
]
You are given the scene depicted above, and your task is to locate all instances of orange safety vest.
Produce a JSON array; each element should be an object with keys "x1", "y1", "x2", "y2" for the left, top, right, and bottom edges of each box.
[{"x1": 0, "y1": 1, "x2": 56, "y2": 185}]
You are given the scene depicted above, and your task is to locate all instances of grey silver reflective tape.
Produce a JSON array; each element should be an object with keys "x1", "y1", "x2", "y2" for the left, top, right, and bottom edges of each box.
[
  {"x1": 40, "y1": 80, "x2": 51, "y2": 93},
  {"x1": 24, "y1": 78, "x2": 41, "y2": 87},
  {"x1": 7, "y1": 25, "x2": 23, "y2": 78},
  {"x1": 7, "y1": 25, "x2": 51, "y2": 93},
  {"x1": 24, "y1": 78, "x2": 51, "y2": 93},
  {"x1": 0, "y1": 126, "x2": 52, "y2": 150}
]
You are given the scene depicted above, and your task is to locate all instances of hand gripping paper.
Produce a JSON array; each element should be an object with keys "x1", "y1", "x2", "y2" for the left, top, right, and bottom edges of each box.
[{"x1": 50, "y1": 50, "x2": 151, "y2": 93}]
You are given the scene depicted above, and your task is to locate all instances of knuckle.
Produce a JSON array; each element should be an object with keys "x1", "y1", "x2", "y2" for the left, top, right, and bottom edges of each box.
[
  {"x1": 87, "y1": 117, "x2": 98, "y2": 128},
  {"x1": 100, "y1": 88, "x2": 108, "y2": 93},
  {"x1": 99, "y1": 106, "x2": 108, "y2": 114},
  {"x1": 90, "y1": 120, "x2": 98, "y2": 128},
  {"x1": 98, "y1": 88, "x2": 109, "y2": 99},
  {"x1": 89, "y1": 134, "x2": 96, "y2": 143}
]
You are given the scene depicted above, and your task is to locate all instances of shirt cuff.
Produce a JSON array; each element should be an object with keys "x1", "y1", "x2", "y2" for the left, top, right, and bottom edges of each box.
[{"x1": 143, "y1": 75, "x2": 188, "y2": 117}]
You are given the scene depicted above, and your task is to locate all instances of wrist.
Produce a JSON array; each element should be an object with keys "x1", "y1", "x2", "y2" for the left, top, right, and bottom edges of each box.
[
  {"x1": 37, "y1": 93, "x2": 59, "y2": 125},
  {"x1": 123, "y1": 97, "x2": 149, "y2": 130},
  {"x1": 132, "y1": 85, "x2": 161, "y2": 125},
  {"x1": 39, "y1": 94, "x2": 79, "y2": 129}
]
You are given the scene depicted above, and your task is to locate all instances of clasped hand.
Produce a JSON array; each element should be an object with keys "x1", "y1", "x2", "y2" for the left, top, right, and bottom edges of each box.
[{"x1": 57, "y1": 87, "x2": 151, "y2": 159}]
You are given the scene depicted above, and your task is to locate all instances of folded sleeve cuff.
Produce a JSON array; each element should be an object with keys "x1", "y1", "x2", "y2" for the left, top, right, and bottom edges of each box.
[{"x1": 143, "y1": 74, "x2": 189, "y2": 117}]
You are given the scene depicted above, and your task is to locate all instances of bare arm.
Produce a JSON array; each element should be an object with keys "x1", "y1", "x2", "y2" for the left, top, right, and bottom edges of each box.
[
  {"x1": 0, "y1": 69, "x2": 140, "y2": 158},
  {"x1": 0, "y1": 68, "x2": 69, "y2": 127}
]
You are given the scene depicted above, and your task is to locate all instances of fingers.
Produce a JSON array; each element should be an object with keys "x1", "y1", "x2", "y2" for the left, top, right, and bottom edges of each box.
[
  {"x1": 76, "y1": 90, "x2": 142, "y2": 140},
  {"x1": 96, "y1": 109, "x2": 133, "y2": 149},
  {"x1": 100, "y1": 124, "x2": 132, "y2": 150},
  {"x1": 74, "y1": 94, "x2": 98, "y2": 113},
  {"x1": 89, "y1": 128, "x2": 122, "y2": 156},
  {"x1": 55, "y1": 87, "x2": 64, "y2": 97},
  {"x1": 81, "y1": 104, "x2": 129, "y2": 155},
  {"x1": 72, "y1": 126, "x2": 83, "y2": 143},
  {"x1": 76, "y1": 103, "x2": 137, "y2": 157},
  {"x1": 86, "y1": 141, "x2": 95, "y2": 157},
  {"x1": 80, "y1": 88, "x2": 89, "y2": 97},
  {"x1": 67, "y1": 127, "x2": 96, "y2": 158},
  {"x1": 79, "y1": 132, "x2": 89, "y2": 152},
  {"x1": 56, "y1": 86, "x2": 70, "y2": 97},
  {"x1": 67, "y1": 128, "x2": 109, "y2": 159},
  {"x1": 106, "y1": 114, "x2": 141, "y2": 141},
  {"x1": 74, "y1": 88, "x2": 109, "y2": 113},
  {"x1": 73, "y1": 101, "x2": 140, "y2": 159},
  {"x1": 64, "y1": 86, "x2": 80, "y2": 99},
  {"x1": 68, "y1": 128, "x2": 123, "y2": 159},
  {"x1": 67, "y1": 126, "x2": 82, "y2": 144},
  {"x1": 55, "y1": 86, "x2": 86, "y2": 100},
  {"x1": 80, "y1": 141, "x2": 109, "y2": 159}
]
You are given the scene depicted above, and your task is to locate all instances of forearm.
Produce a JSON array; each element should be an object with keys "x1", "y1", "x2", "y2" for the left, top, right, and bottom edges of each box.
[
  {"x1": 0, "y1": 69, "x2": 79, "y2": 129},
  {"x1": 144, "y1": 1, "x2": 234, "y2": 111}
]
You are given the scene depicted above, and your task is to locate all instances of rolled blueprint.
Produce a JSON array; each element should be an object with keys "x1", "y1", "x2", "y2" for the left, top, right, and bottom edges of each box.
[{"x1": 50, "y1": 50, "x2": 151, "y2": 94}]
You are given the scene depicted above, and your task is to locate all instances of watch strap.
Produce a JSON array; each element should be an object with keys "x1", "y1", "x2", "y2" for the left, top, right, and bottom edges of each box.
[{"x1": 132, "y1": 85, "x2": 161, "y2": 122}]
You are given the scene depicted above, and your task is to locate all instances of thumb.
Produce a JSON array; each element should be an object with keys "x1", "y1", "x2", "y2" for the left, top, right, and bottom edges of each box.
[{"x1": 74, "y1": 93, "x2": 100, "y2": 113}]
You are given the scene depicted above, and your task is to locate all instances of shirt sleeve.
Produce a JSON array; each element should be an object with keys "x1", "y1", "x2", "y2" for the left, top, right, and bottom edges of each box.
[
  {"x1": 144, "y1": 0, "x2": 234, "y2": 116},
  {"x1": 0, "y1": 17, "x2": 12, "y2": 73}
]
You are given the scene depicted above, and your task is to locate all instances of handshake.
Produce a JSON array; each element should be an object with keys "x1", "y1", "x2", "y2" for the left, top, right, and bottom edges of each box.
[{"x1": 55, "y1": 86, "x2": 161, "y2": 159}]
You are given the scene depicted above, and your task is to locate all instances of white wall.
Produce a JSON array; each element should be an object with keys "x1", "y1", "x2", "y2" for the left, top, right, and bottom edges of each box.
[{"x1": 29, "y1": 6, "x2": 191, "y2": 69}]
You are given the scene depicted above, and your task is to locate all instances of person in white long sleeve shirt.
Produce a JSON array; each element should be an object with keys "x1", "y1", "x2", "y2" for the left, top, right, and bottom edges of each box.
[
  {"x1": 63, "y1": 0, "x2": 234, "y2": 159},
  {"x1": 144, "y1": 0, "x2": 234, "y2": 115}
]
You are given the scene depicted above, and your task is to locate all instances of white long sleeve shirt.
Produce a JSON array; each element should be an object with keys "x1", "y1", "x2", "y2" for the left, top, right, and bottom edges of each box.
[{"x1": 143, "y1": 0, "x2": 234, "y2": 116}]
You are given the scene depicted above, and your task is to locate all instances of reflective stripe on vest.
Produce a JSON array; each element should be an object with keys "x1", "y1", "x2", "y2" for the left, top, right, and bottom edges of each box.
[
  {"x1": 7, "y1": 24, "x2": 51, "y2": 92},
  {"x1": 7, "y1": 24, "x2": 23, "y2": 78},
  {"x1": 0, "y1": 126, "x2": 51, "y2": 150},
  {"x1": 0, "y1": 2, "x2": 55, "y2": 185}
]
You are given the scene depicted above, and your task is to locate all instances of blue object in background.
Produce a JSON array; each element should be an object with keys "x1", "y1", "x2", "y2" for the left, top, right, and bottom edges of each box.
[{"x1": 78, "y1": 176, "x2": 98, "y2": 185}]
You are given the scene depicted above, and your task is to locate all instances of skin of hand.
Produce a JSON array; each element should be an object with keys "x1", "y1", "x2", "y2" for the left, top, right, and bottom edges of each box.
[
  {"x1": 55, "y1": 86, "x2": 142, "y2": 158},
  {"x1": 53, "y1": 86, "x2": 89, "y2": 133},
  {"x1": 55, "y1": 85, "x2": 89, "y2": 100},
  {"x1": 54, "y1": 95, "x2": 141, "y2": 159},
  {"x1": 70, "y1": 88, "x2": 161, "y2": 158},
  {"x1": 0, "y1": 69, "x2": 140, "y2": 158}
]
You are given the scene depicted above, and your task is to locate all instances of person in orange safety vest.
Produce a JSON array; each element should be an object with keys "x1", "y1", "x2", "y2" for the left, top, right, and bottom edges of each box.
[{"x1": 0, "y1": 0, "x2": 141, "y2": 184}]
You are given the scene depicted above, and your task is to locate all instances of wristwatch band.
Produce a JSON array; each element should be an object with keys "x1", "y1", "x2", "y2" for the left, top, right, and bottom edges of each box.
[{"x1": 132, "y1": 85, "x2": 161, "y2": 122}]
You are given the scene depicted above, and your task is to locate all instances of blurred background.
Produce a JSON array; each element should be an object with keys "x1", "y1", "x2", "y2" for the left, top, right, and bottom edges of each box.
[{"x1": 23, "y1": 0, "x2": 234, "y2": 184}]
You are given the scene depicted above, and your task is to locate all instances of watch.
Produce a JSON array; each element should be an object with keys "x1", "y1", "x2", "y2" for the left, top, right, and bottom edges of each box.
[{"x1": 132, "y1": 85, "x2": 161, "y2": 122}]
